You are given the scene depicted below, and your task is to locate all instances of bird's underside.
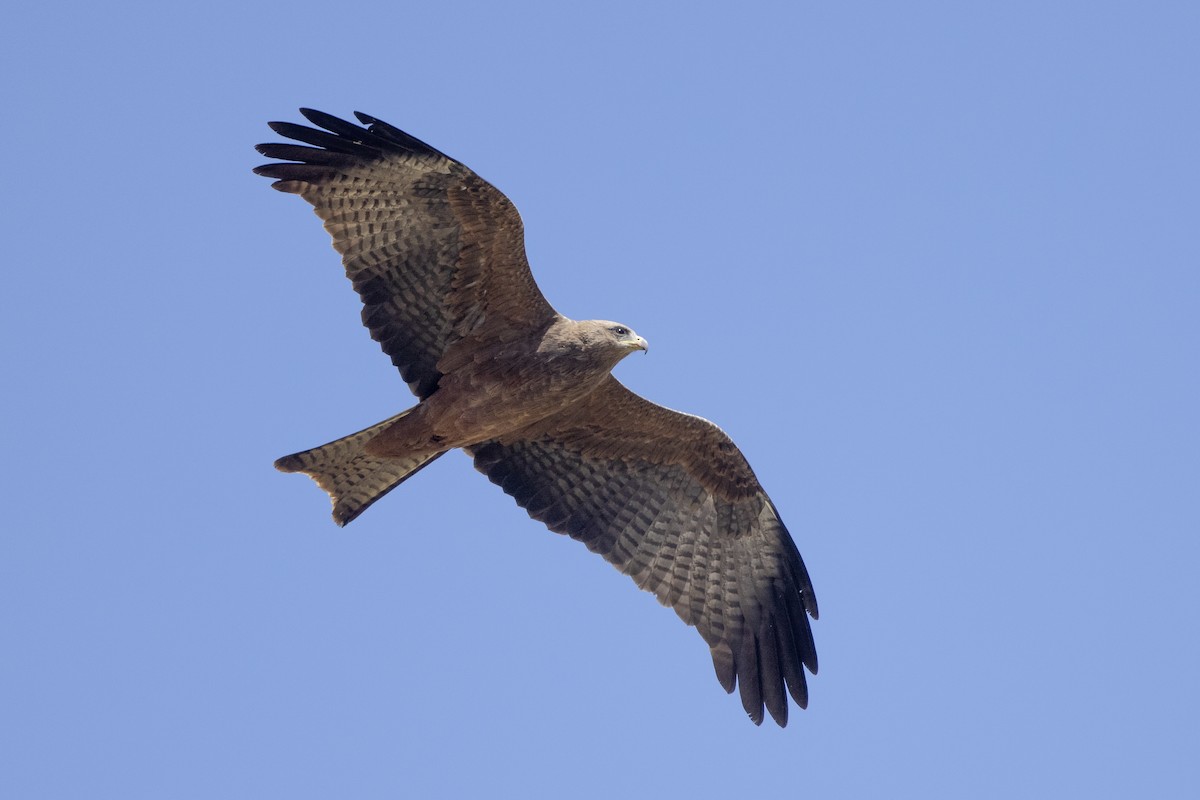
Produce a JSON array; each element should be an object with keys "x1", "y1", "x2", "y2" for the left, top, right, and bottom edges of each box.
[{"x1": 256, "y1": 108, "x2": 818, "y2": 726}]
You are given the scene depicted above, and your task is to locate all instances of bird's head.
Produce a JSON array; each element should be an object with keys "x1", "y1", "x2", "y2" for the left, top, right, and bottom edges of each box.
[
  {"x1": 599, "y1": 321, "x2": 649, "y2": 356},
  {"x1": 574, "y1": 320, "x2": 649, "y2": 364}
]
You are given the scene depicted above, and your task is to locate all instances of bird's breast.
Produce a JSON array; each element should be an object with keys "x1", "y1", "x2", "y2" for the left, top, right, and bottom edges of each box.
[{"x1": 424, "y1": 350, "x2": 613, "y2": 446}]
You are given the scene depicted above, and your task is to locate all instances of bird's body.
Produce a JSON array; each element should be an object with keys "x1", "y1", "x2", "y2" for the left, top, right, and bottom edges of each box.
[
  {"x1": 366, "y1": 318, "x2": 647, "y2": 457},
  {"x1": 256, "y1": 110, "x2": 818, "y2": 726}
]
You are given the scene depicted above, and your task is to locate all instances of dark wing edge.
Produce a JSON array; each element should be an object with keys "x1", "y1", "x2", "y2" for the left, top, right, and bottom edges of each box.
[
  {"x1": 468, "y1": 387, "x2": 817, "y2": 726},
  {"x1": 253, "y1": 108, "x2": 454, "y2": 189},
  {"x1": 254, "y1": 109, "x2": 558, "y2": 399}
]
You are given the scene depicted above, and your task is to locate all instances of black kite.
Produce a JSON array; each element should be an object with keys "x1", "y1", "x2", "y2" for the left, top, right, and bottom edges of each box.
[{"x1": 255, "y1": 109, "x2": 818, "y2": 725}]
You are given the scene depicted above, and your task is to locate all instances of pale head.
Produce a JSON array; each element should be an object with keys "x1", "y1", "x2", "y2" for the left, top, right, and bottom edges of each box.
[{"x1": 566, "y1": 319, "x2": 649, "y2": 365}]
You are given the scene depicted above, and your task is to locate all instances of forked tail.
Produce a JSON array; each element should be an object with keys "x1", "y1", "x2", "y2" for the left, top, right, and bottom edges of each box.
[{"x1": 275, "y1": 410, "x2": 445, "y2": 526}]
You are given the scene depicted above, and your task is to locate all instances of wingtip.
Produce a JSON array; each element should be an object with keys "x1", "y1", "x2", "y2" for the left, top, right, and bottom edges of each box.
[
  {"x1": 251, "y1": 165, "x2": 305, "y2": 192},
  {"x1": 742, "y1": 693, "x2": 766, "y2": 727},
  {"x1": 297, "y1": 107, "x2": 359, "y2": 136},
  {"x1": 787, "y1": 674, "x2": 810, "y2": 710}
]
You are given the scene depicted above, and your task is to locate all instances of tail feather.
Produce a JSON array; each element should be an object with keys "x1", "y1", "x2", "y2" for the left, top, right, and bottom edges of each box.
[{"x1": 275, "y1": 410, "x2": 445, "y2": 526}]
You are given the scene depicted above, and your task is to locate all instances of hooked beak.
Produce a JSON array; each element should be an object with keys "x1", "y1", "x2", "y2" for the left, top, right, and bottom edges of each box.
[{"x1": 633, "y1": 336, "x2": 649, "y2": 353}]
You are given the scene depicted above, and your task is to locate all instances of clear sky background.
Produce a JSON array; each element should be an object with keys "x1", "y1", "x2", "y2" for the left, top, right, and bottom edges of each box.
[{"x1": 4, "y1": 2, "x2": 1197, "y2": 797}]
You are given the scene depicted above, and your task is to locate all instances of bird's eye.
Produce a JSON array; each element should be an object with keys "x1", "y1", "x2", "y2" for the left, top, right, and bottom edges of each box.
[{"x1": 613, "y1": 326, "x2": 628, "y2": 336}]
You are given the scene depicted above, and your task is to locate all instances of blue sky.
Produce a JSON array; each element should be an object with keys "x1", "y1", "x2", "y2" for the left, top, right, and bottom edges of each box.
[{"x1": 4, "y1": 1, "x2": 1198, "y2": 797}]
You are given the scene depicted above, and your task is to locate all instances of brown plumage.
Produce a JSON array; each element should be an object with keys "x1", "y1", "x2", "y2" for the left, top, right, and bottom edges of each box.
[{"x1": 255, "y1": 109, "x2": 818, "y2": 726}]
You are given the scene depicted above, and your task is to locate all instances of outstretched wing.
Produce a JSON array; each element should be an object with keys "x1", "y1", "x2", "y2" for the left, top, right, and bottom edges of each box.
[
  {"x1": 469, "y1": 378, "x2": 818, "y2": 726},
  {"x1": 255, "y1": 109, "x2": 558, "y2": 399}
]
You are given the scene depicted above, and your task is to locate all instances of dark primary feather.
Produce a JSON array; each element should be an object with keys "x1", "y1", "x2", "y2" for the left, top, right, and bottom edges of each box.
[
  {"x1": 265, "y1": 121, "x2": 370, "y2": 154},
  {"x1": 351, "y1": 110, "x2": 453, "y2": 159},
  {"x1": 469, "y1": 378, "x2": 818, "y2": 726},
  {"x1": 254, "y1": 109, "x2": 557, "y2": 399}
]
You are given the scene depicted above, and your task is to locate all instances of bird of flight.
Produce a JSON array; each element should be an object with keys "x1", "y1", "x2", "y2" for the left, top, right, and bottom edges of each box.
[{"x1": 255, "y1": 109, "x2": 818, "y2": 726}]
